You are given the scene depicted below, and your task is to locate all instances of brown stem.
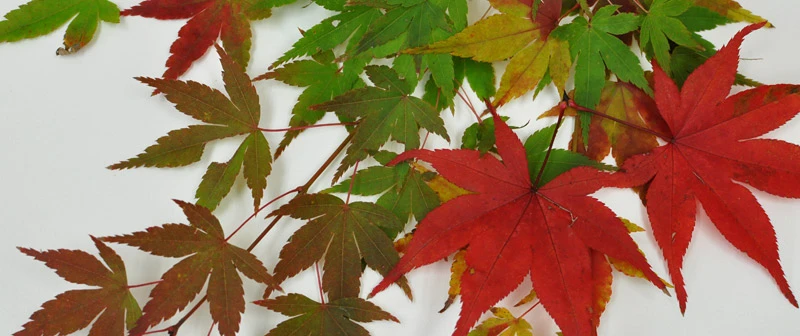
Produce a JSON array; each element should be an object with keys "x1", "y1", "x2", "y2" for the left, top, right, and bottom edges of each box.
[
  {"x1": 533, "y1": 104, "x2": 567, "y2": 188},
  {"x1": 560, "y1": 3, "x2": 581, "y2": 21},
  {"x1": 258, "y1": 122, "x2": 357, "y2": 133},
  {"x1": 225, "y1": 187, "x2": 301, "y2": 241},
  {"x1": 457, "y1": 89, "x2": 482, "y2": 124},
  {"x1": 160, "y1": 132, "x2": 355, "y2": 335},
  {"x1": 519, "y1": 301, "x2": 541, "y2": 319},
  {"x1": 126, "y1": 280, "x2": 163, "y2": 289},
  {"x1": 568, "y1": 100, "x2": 670, "y2": 140},
  {"x1": 315, "y1": 262, "x2": 325, "y2": 305},
  {"x1": 631, "y1": 0, "x2": 649, "y2": 13},
  {"x1": 345, "y1": 161, "x2": 359, "y2": 205}
]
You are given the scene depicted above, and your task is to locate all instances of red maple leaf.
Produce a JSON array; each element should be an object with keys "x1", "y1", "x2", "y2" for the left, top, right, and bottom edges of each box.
[
  {"x1": 15, "y1": 237, "x2": 141, "y2": 336},
  {"x1": 103, "y1": 200, "x2": 278, "y2": 336},
  {"x1": 614, "y1": 23, "x2": 800, "y2": 312},
  {"x1": 369, "y1": 110, "x2": 666, "y2": 336},
  {"x1": 122, "y1": 0, "x2": 270, "y2": 79}
]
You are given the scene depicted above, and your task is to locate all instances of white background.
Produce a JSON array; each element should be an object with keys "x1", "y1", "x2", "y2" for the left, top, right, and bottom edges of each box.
[{"x1": 1, "y1": 1, "x2": 799, "y2": 335}]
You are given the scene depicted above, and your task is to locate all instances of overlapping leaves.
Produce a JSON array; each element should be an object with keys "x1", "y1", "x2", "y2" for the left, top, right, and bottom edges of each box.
[
  {"x1": 257, "y1": 294, "x2": 398, "y2": 335},
  {"x1": 121, "y1": 0, "x2": 272, "y2": 79},
  {"x1": 411, "y1": 0, "x2": 567, "y2": 106},
  {"x1": 370, "y1": 111, "x2": 666, "y2": 336},
  {"x1": 269, "y1": 193, "x2": 411, "y2": 300},
  {"x1": 312, "y1": 65, "x2": 449, "y2": 181},
  {"x1": 102, "y1": 200, "x2": 278, "y2": 336}
]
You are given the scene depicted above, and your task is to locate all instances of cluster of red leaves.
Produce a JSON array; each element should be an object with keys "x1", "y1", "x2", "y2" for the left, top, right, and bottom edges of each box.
[{"x1": 371, "y1": 23, "x2": 800, "y2": 335}]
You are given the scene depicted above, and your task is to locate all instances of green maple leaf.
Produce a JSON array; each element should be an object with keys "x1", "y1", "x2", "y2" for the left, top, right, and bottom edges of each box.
[
  {"x1": 102, "y1": 200, "x2": 278, "y2": 336},
  {"x1": 312, "y1": 65, "x2": 449, "y2": 181},
  {"x1": 325, "y1": 151, "x2": 441, "y2": 222},
  {"x1": 666, "y1": 6, "x2": 759, "y2": 87},
  {"x1": 257, "y1": 53, "x2": 365, "y2": 157},
  {"x1": 407, "y1": 1, "x2": 568, "y2": 106},
  {"x1": 109, "y1": 45, "x2": 272, "y2": 210},
  {"x1": 352, "y1": 0, "x2": 464, "y2": 110},
  {"x1": 0, "y1": 0, "x2": 120, "y2": 54},
  {"x1": 640, "y1": 0, "x2": 704, "y2": 74},
  {"x1": 269, "y1": 193, "x2": 412, "y2": 300},
  {"x1": 272, "y1": 6, "x2": 382, "y2": 68},
  {"x1": 257, "y1": 294, "x2": 398, "y2": 336},
  {"x1": 552, "y1": 5, "x2": 649, "y2": 109},
  {"x1": 524, "y1": 123, "x2": 615, "y2": 187}
]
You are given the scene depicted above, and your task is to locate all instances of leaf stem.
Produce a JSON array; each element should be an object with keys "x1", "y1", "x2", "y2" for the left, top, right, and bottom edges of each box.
[
  {"x1": 160, "y1": 132, "x2": 355, "y2": 335},
  {"x1": 457, "y1": 89, "x2": 482, "y2": 124},
  {"x1": 519, "y1": 301, "x2": 541, "y2": 319},
  {"x1": 560, "y1": 2, "x2": 582, "y2": 21},
  {"x1": 345, "y1": 161, "x2": 359, "y2": 205},
  {"x1": 533, "y1": 102, "x2": 567, "y2": 188},
  {"x1": 567, "y1": 100, "x2": 669, "y2": 139},
  {"x1": 258, "y1": 122, "x2": 357, "y2": 133},
  {"x1": 315, "y1": 262, "x2": 326, "y2": 305},
  {"x1": 225, "y1": 187, "x2": 301, "y2": 241},
  {"x1": 631, "y1": 0, "x2": 649, "y2": 13},
  {"x1": 126, "y1": 280, "x2": 163, "y2": 289},
  {"x1": 578, "y1": 0, "x2": 593, "y2": 18},
  {"x1": 206, "y1": 322, "x2": 216, "y2": 336}
]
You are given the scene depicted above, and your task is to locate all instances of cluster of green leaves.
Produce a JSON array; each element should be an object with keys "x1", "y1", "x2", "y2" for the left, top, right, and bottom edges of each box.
[{"x1": 5, "y1": 0, "x2": 792, "y2": 336}]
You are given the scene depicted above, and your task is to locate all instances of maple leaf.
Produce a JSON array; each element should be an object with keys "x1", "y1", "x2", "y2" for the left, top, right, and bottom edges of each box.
[
  {"x1": 325, "y1": 150, "x2": 441, "y2": 222},
  {"x1": 271, "y1": 6, "x2": 382, "y2": 69},
  {"x1": 345, "y1": 0, "x2": 465, "y2": 110},
  {"x1": 102, "y1": 200, "x2": 278, "y2": 336},
  {"x1": 15, "y1": 237, "x2": 141, "y2": 336},
  {"x1": 110, "y1": 45, "x2": 272, "y2": 210},
  {"x1": 639, "y1": 0, "x2": 705, "y2": 74},
  {"x1": 122, "y1": 0, "x2": 272, "y2": 79},
  {"x1": 694, "y1": 0, "x2": 772, "y2": 27},
  {"x1": 468, "y1": 307, "x2": 532, "y2": 336},
  {"x1": 666, "y1": 8, "x2": 761, "y2": 88},
  {"x1": 542, "y1": 81, "x2": 663, "y2": 166},
  {"x1": 256, "y1": 51, "x2": 365, "y2": 157},
  {"x1": 256, "y1": 293, "x2": 398, "y2": 335},
  {"x1": 311, "y1": 65, "x2": 449, "y2": 181},
  {"x1": 0, "y1": 0, "x2": 120, "y2": 54},
  {"x1": 552, "y1": 5, "x2": 650, "y2": 109},
  {"x1": 409, "y1": 0, "x2": 568, "y2": 106},
  {"x1": 269, "y1": 193, "x2": 412, "y2": 301},
  {"x1": 615, "y1": 23, "x2": 800, "y2": 312},
  {"x1": 370, "y1": 111, "x2": 666, "y2": 336}
]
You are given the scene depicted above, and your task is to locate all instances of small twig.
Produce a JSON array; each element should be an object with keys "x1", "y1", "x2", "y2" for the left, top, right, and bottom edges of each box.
[
  {"x1": 519, "y1": 301, "x2": 541, "y2": 319},
  {"x1": 345, "y1": 161, "x2": 359, "y2": 205},
  {"x1": 533, "y1": 103, "x2": 567, "y2": 188},
  {"x1": 559, "y1": 2, "x2": 581, "y2": 21},
  {"x1": 206, "y1": 322, "x2": 216, "y2": 336},
  {"x1": 457, "y1": 89, "x2": 482, "y2": 123},
  {"x1": 258, "y1": 122, "x2": 357, "y2": 133},
  {"x1": 225, "y1": 187, "x2": 301, "y2": 241},
  {"x1": 159, "y1": 132, "x2": 355, "y2": 335},
  {"x1": 127, "y1": 280, "x2": 163, "y2": 289},
  {"x1": 631, "y1": 0, "x2": 649, "y2": 13},
  {"x1": 567, "y1": 100, "x2": 669, "y2": 140},
  {"x1": 315, "y1": 262, "x2": 326, "y2": 305}
]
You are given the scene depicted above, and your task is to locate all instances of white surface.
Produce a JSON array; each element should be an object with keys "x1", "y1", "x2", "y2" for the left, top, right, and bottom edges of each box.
[{"x1": 0, "y1": 1, "x2": 798, "y2": 335}]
